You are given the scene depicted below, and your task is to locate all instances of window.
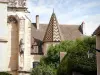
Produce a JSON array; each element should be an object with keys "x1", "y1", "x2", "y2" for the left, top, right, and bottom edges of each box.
[
  {"x1": 33, "y1": 61, "x2": 39, "y2": 68},
  {"x1": 31, "y1": 38, "x2": 43, "y2": 55}
]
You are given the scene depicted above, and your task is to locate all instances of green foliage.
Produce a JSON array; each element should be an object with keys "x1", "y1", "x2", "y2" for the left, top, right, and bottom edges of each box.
[
  {"x1": 40, "y1": 40, "x2": 74, "y2": 68},
  {"x1": 31, "y1": 36, "x2": 96, "y2": 75},
  {"x1": 31, "y1": 63, "x2": 56, "y2": 75},
  {"x1": 0, "y1": 72, "x2": 11, "y2": 75},
  {"x1": 57, "y1": 36, "x2": 96, "y2": 75}
]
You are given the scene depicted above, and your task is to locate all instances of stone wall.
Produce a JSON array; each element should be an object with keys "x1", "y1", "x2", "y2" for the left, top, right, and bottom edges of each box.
[
  {"x1": 0, "y1": 2, "x2": 7, "y2": 38},
  {"x1": 8, "y1": 20, "x2": 19, "y2": 75},
  {"x1": 96, "y1": 35, "x2": 100, "y2": 75},
  {"x1": 0, "y1": 2, "x2": 8, "y2": 71},
  {"x1": 23, "y1": 16, "x2": 32, "y2": 72}
]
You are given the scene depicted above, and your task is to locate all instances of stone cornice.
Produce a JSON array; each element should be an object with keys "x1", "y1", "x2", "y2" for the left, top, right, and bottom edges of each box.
[
  {"x1": 0, "y1": 0, "x2": 8, "y2": 3},
  {"x1": 8, "y1": 0, "x2": 26, "y2": 7},
  {"x1": 0, "y1": 39, "x2": 8, "y2": 42}
]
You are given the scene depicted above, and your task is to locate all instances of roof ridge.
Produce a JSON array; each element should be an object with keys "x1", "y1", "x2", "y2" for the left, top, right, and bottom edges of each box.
[{"x1": 32, "y1": 23, "x2": 80, "y2": 26}]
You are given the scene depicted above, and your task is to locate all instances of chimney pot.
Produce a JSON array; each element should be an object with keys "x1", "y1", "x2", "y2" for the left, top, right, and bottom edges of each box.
[{"x1": 36, "y1": 15, "x2": 39, "y2": 29}]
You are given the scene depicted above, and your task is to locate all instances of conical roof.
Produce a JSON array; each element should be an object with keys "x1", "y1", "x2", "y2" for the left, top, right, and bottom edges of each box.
[{"x1": 43, "y1": 12, "x2": 61, "y2": 42}]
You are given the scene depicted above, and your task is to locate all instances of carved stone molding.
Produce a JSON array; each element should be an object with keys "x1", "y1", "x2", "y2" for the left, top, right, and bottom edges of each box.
[
  {"x1": 8, "y1": 0, "x2": 26, "y2": 7},
  {"x1": 7, "y1": 15, "x2": 18, "y2": 24},
  {"x1": 18, "y1": 0, "x2": 26, "y2": 7},
  {"x1": 8, "y1": 0, "x2": 16, "y2": 7},
  {"x1": 20, "y1": 16, "x2": 25, "y2": 20},
  {"x1": 19, "y1": 38, "x2": 24, "y2": 55}
]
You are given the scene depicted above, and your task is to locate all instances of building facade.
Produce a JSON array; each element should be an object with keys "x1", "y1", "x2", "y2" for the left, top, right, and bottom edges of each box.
[
  {"x1": 93, "y1": 25, "x2": 100, "y2": 75},
  {"x1": 0, "y1": 0, "x2": 32, "y2": 75},
  {"x1": 31, "y1": 12, "x2": 83, "y2": 63},
  {"x1": 0, "y1": 0, "x2": 83, "y2": 75},
  {"x1": 0, "y1": 0, "x2": 8, "y2": 72}
]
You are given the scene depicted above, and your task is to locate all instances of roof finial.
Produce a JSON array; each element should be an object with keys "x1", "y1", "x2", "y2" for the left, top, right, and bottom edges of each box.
[{"x1": 53, "y1": 8, "x2": 54, "y2": 13}]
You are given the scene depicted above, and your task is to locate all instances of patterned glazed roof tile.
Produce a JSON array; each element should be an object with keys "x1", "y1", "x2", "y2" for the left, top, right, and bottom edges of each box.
[
  {"x1": 32, "y1": 24, "x2": 83, "y2": 41},
  {"x1": 43, "y1": 12, "x2": 61, "y2": 42}
]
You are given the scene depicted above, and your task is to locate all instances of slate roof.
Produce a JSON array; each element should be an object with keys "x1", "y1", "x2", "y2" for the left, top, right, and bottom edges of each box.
[
  {"x1": 31, "y1": 13, "x2": 83, "y2": 55},
  {"x1": 31, "y1": 23, "x2": 83, "y2": 41},
  {"x1": 32, "y1": 13, "x2": 83, "y2": 42},
  {"x1": 92, "y1": 25, "x2": 100, "y2": 35}
]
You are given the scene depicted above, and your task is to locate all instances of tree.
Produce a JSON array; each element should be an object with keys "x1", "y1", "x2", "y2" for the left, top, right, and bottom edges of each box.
[
  {"x1": 0, "y1": 72, "x2": 11, "y2": 75},
  {"x1": 40, "y1": 40, "x2": 74, "y2": 68},
  {"x1": 31, "y1": 40, "x2": 75, "y2": 75},
  {"x1": 57, "y1": 36, "x2": 96, "y2": 75},
  {"x1": 31, "y1": 63, "x2": 56, "y2": 75},
  {"x1": 31, "y1": 36, "x2": 96, "y2": 75}
]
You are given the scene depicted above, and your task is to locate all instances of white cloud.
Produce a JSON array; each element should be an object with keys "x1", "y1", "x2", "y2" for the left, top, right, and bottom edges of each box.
[
  {"x1": 27, "y1": 0, "x2": 100, "y2": 35},
  {"x1": 84, "y1": 14, "x2": 100, "y2": 35},
  {"x1": 60, "y1": 14, "x2": 100, "y2": 35}
]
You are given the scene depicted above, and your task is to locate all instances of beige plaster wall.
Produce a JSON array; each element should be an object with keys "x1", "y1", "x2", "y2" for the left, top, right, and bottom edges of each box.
[
  {"x1": 32, "y1": 55, "x2": 42, "y2": 62},
  {"x1": 96, "y1": 35, "x2": 100, "y2": 75},
  {"x1": 43, "y1": 42, "x2": 60, "y2": 55},
  {"x1": 30, "y1": 54, "x2": 43, "y2": 69}
]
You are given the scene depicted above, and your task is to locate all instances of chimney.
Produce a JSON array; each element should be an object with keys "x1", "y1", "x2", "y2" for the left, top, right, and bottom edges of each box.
[
  {"x1": 80, "y1": 21, "x2": 85, "y2": 34},
  {"x1": 36, "y1": 15, "x2": 39, "y2": 29}
]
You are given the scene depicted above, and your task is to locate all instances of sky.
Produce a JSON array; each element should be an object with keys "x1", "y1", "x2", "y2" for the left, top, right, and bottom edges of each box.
[{"x1": 27, "y1": 0, "x2": 100, "y2": 35}]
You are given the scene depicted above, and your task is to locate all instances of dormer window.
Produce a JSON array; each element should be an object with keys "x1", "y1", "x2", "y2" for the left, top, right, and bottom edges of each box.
[{"x1": 31, "y1": 37, "x2": 43, "y2": 55}]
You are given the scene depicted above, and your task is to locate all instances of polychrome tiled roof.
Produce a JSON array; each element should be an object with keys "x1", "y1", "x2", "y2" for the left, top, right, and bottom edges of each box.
[{"x1": 43, "y1": 12, "x2": 61, "y2": 42}]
